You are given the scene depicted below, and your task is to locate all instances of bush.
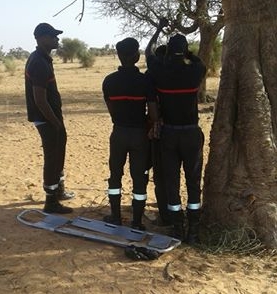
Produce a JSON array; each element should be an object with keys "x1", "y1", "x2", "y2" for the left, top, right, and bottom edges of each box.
[
  {"x1": 77, "y1": 51, "x2": 95, "y2": 68},
  {"x1": 3, "y1": 57, "x2": 16, "y2": 75}
]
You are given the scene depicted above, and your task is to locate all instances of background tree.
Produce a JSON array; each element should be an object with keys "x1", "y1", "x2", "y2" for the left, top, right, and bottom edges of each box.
[
  {"x1": 89, "y1": 0, "x2": 224, "y2": 102},
  {"x1": 0, "y1": 46, "x2": 5, "y2": 61},
  {"x1": 6, "y1": 47, "x2": 30, "y2": 59},
  {"x1": 203, "y1": 0, "x2": 277, "y2": 248},
  {"x1": 56, "y1": 38, "x2": 87, "y2": 63}
]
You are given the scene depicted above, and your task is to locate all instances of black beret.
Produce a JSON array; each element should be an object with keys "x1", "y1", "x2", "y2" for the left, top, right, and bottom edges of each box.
[{"x1": 116, "y1": 37, "x2": 139, "y2": 57}]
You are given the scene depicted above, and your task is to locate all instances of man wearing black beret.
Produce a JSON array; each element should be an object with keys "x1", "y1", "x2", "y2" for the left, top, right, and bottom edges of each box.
[
  {"x1": 146, "y1": 20, "x2": 206, "y2": 244},
  {"x1": 102, "y1": 37, "x2": 159, "y2": 230}
]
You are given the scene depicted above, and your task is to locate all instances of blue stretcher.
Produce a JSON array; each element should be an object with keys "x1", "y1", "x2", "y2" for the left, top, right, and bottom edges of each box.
[{"x1": 17, "y1": 209, "x2": 181, "y2": 253}]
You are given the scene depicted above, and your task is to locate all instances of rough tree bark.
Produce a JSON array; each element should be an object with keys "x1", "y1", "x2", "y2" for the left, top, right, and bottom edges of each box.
[{"x1": 203, "y1": 0, "x2": 277, "y2": 248}]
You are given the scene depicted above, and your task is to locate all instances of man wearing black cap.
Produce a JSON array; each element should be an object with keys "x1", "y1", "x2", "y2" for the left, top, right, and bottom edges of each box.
[
  {"x1": 146, "y1": 21, "x2": 206, "y2": 244},
  {"x1": 102, "y1": 37, "x2": 159, "y2": 230},
  {"x1": 25, "y1": 23, "x2": 74, "y2": 214}
]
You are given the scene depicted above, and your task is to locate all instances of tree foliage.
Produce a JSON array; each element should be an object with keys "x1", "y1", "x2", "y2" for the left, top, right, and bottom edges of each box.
[
  {"x1": 88, "y1": 0, "x2": 224, "y2": 101},
  {"x1": 0, "y1": 46, "x2": 5, "y2": 61},
  {"x1": 89, "y1": 0, "x2": 223, "y2": 41},
  {"x1": 56, "y1": 38, "x2": 88, "y2": 63},
  {"x1": 55, "y1": 37, "x2": 98, "y2": 68},
  {"x1": 6, "y1": 47, "x2": 30, "y2": 60},
  {"x1": 0, "y1": 46, "x2": 30, "y2": 60}
]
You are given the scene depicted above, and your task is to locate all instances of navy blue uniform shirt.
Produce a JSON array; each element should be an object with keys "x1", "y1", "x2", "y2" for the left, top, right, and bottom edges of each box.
[
  {"x1": 25, "y1": 47, "x2": 63, "y2": 122},
  {"x1": 102, "y1": 66, "x2": 156, "y2": 128},
  {"x1": 147, "y1": 55, "x2": 206, "y2": 125}
]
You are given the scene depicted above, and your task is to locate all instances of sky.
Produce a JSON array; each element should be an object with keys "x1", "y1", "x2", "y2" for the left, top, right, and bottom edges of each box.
[{"x1": 1, "y1": 0, "x2": 127, "y2": 53}]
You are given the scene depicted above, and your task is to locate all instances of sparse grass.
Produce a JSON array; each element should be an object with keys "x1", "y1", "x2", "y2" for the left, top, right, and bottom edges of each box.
[{"x1": 199, "y1": 224, "x2": 266, "y2": 255}]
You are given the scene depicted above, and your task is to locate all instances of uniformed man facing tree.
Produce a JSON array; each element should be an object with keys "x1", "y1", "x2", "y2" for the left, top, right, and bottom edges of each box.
[
  {"x1": 146, "y1": 22, "x2": 206, "y2": 243},
  {"x1": 102, "y1": 37, "x2": 159, "y2": 230}
]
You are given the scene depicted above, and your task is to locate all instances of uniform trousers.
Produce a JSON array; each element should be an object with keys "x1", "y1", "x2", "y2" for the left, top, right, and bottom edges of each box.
[
  {"x1": 160, "y1": 125, "x2": 204, "y2": 209},
  {"x1": 108, "y1": 125, "x2": 149, "y2": 195},
  {"x1": 36, "y1": 122, "x2": 67, "y2": 193}
]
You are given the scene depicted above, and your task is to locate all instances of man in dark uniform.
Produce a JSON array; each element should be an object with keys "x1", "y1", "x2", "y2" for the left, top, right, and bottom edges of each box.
[
  {"x1": 144, "y1": 18, "x2": 171, "y2": 226},
  {"x1": 25, "y1": 23, "x2": 74, "y2": 214},
  {"x1": 102, "y1": 37, "x2": 159, "y2": 230},
  {"x1": 146, "y1": 24, "x2": 206, "y2": 243}
]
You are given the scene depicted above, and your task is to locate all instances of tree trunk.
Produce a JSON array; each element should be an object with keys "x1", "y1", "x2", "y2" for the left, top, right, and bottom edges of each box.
[
  {"x1": 198, "y1": 22, "x2": 223, "y2": 103},
  {"x1": 203, "y1": 0, "x2": 277, "y2": 248}
]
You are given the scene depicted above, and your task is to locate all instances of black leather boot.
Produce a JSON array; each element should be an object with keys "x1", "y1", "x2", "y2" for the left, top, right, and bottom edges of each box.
[
  {"x1": 186, "y1": 208, "x2": 201, "y2": 245},
  {"x1": 170, "y1": 210, "x2": 186, "y2": 241},
  {"x1": 131, "y1": 199, "x2": 146, "y2": 230},
  {"x1": 103, "y1": 195, "x2": 122, "y2": 225},
  {"x1": 43, "y1": 193, "x2": 73, "y2": 214}
]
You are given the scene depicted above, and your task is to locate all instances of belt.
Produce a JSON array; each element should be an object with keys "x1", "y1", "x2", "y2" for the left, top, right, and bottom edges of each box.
[{"x1": 163, "y1": 124, "x2": 198, "y2": 130}]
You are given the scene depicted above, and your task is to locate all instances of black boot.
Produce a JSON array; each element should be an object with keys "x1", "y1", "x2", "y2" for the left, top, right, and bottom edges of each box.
[
  {"x1": 103, "y1": 194, "x2": 122, "y2": 225},
  {"x1": 43, "y1": 193, "x2": 73, "y2": 214},
  {"x1": 170, "y1": 210, "x2": 186, "y2": 241},
  {"x1": 131, "y1": 199, "x2": 146, "y2": 230},
  {"x1": 186, "y1": 208, "x2": 201, "y2": 245},
  {"x1": 56, "y1": 180, "x2": 75, "y2": 201}
]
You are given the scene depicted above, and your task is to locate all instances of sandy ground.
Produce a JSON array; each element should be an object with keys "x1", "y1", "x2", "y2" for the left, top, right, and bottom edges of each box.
[{"x1": 0, "y1": 56, "x2": 277, "y2": 294}]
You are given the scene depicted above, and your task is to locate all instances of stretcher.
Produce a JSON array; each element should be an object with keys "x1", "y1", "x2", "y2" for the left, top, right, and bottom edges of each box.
[{"x1": 17, "y1": 209, "x2": 181, "y2": 255}]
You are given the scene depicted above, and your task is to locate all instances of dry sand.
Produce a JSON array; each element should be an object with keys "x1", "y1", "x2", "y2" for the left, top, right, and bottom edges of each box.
[{"x1": 0, "y1": 56, "x2": 276, "y2": 294}]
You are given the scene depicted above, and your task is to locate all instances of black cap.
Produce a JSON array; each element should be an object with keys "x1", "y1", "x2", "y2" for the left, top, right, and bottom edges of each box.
[
  {"x1": 34, "y1": 23, "x2": 63, "y2": 39},
  {"x1": 116, "y1": 37, "x2": 139, "y2": 57},
  {"x1": 167, "y1": 33, "x2": 188, "y2": 56}
]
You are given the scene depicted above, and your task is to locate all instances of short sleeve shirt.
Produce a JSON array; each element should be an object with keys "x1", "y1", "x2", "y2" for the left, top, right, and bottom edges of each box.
[
  {"x1": 147, "y1": 56, "x2": 206, "y2": 125},
  {"x1": 25, "y1": 47, "x2": 62, "y2": 122},
  {"x1": 102, "y1": 66, "x2": 156, "y2": 128}
]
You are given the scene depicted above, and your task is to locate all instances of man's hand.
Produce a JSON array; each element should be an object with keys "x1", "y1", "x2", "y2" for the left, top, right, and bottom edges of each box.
[{"x1": 158, "y1": 17, "x2": 169, "y2": 30}]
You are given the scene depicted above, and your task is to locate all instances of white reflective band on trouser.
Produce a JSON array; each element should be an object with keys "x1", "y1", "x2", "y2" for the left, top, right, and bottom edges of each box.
[
  {"x1": 167, "y1": 204, "x2": 182, "y2": 211},
  {"x1": 44, "y1": 183, "x2": 59, "y2": 190},
  {"x1": 59, "y1": 170, "x2": 65, "y2": 182},
  {"x1": 187, "y1": 203, "x2": 201, "y2": 210},
  {"x1": 33, "y1": 121, "x2": 46, "y2": 126},
  {"x1": 133, "y1": 193, "x2": 147, "y2": 201},
  {"x1": 108, "y1": 188, "x2": 121, "y2": 195}
]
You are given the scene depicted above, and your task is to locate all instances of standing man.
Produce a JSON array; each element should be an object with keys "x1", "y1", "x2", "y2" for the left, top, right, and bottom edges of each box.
[
  {"x1": 25, "y1": 23, "x2": 74, "y2": 214},
  {"x1": 144, "y1": 18, "x2": 171, "y2": 226},
  {"x1": 146, "y1": 23, "x2": 206, "y2": 244},
  {"x1": 102, "y1": 37, "x2": 159, "y2": 230}
]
